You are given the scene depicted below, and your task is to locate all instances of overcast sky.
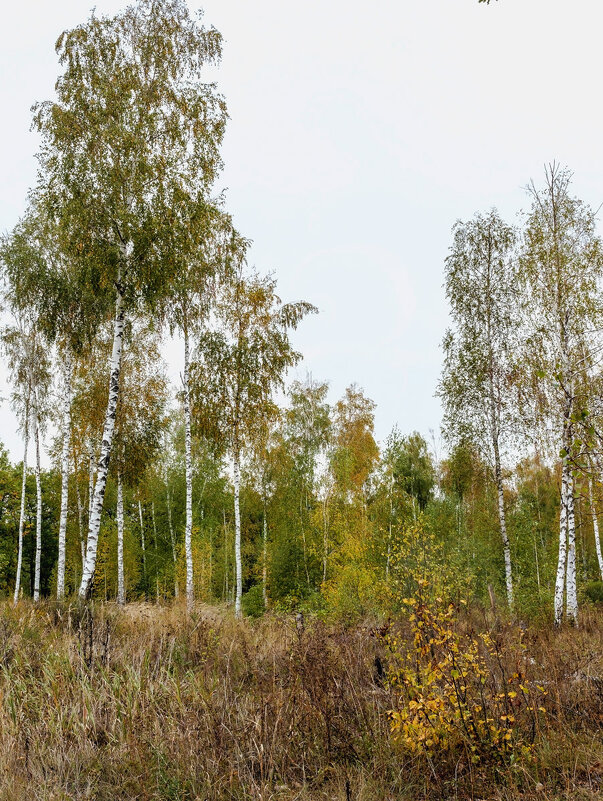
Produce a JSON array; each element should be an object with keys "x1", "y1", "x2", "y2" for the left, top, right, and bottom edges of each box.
[{"x1": 2, "y1": 0, "x2": 603, "y2": 464}]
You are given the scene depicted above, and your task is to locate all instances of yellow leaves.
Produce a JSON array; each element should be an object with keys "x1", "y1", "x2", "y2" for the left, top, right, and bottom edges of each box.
[{"x1": 385, "y1": 590, "x2": 539, "y2": 766}]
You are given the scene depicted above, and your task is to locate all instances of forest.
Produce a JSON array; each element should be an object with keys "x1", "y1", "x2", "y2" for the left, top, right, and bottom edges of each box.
[{"x1": 0, "y1": 1, "x2": 601, "y2": 800}]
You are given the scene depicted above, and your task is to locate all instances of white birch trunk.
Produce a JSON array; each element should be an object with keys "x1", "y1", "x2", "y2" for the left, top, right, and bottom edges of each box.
[
  {"x1": 166, "y1": 486, "x2": 178, "y2": 597},
  {"x1": 75, "y1": 465, "x2": 86, "y2": 571},
  {"x1": 494, "y1": 445, "x2": 514, "y2": 609},
  {"x1": 33, "y1": 405, "x2": 42, "y2": 603},
  {"x1": 117, "y1": 470, "x2": 125, "y2": 605},
  {"x1": 322, "y1": 495, "x2": 329, "y2": 584},
  {"x1": 589, "y1": 479, "x2": 603, "y2": 581},
  {"x1": 233, "y1": 448, "x2": 242, "y2": 618},
  {"x1": 183, "y1": 328, "x2": 194, "y2": 611},
  {"x1": 138, "y1": 500, "x2": 147, "y2": 583},
  {"x1": 56, "y1": 352, "x2": 72, "y2": 600},
  {"x1": 152, "y1": 501, "x2": 159, "y2": 601},
  {"x1": 78, "y1": 288, "x2": 125, "y2": 599},
  {"x1": 13, "y1": 419, "x2": 29, "y2": 605},
  {"x1": 565, "y1": 469, "x2": 578, "y2": 623},
  {"x1": 554, "y1": 463, "x2": 569, "y2": 625},
  {"x1": 262, "y1": 500, "x2": 268, "y2": 609}
]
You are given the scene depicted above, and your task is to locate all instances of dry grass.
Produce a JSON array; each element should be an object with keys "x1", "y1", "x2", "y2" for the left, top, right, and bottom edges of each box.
[{"x1": 0, "y1": 600, "x2": 601, "y2": 800}]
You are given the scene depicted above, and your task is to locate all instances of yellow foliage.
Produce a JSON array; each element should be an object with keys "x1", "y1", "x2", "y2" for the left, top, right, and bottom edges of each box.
[{"x1": 386, "y1": 590, "x2": 545, "y2": 765}]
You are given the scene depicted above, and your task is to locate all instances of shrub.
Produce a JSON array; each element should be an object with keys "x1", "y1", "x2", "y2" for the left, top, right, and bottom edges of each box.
[
  {"x1": 584, "y1": 580, "x2": 603, "y2": 604},
  {"x1": 385, "y1": 582, "x2": 545, "y2": 769},
  {"x1": 241, "y1": 583, "x2": 265, "y2": 617}
]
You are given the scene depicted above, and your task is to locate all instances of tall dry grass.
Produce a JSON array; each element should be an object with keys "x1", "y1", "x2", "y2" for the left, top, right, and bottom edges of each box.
[{"x1": 0, "y1": 600, "x2": 600, "y2": 800}]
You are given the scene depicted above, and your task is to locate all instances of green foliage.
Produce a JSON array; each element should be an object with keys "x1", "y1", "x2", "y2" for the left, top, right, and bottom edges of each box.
[
  {"x1": 241, "y1": 584, "x2": 265, "y2": 617},
  {"x1": 584, "y1": 581, "x2": 603, "y2": 604}
]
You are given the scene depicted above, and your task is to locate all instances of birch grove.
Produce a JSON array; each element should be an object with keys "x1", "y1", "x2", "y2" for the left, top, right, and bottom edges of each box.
[{"x1": 1, "y1": 1, "x2": 603, "y2": 630}]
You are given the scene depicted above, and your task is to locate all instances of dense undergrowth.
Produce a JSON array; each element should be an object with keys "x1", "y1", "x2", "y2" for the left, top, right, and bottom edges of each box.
[{"x1": 0, "y1": 600, "x2": 601, "y2": 800}]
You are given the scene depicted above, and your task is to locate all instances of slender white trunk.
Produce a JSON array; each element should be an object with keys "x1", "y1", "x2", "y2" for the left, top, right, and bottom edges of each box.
[
  {"x1": 33, "y1": 406, "x2": 42, "y2": 603},
  {"x1": 183, "y1": 328, "x2": 194, "y2": 611},
  {"x1": 554, "y1": 463, "x2": 569, "y2": 625},
  {"x1": 494, "y1": 446, "x2": 513, "y2": 609},
  {"x1": 78, "y1": 288, "x2": 125, "y2": 598},
  {"x1": 13, "y1": 419, "x2": 29, "y2": 605},
  {"x1": 152, "y1": 501, "x2": 159, "y2": 601},
  {"x1": 589, "y1": 479, "x2": 603, "y2": 581},
  {"x1": 566, "y1": 470, "x2": 578, "y2": 623},
  {"x1": 262, "y1": 500, "x2": 268, "y2": 609},
  {"x1": 233, "y1": 448, "x2": 242, "y2": 618},
  {"x1": 57, "y1": 352, "x2": 72, "y2": 600},
  {"x1": 88, "y1": 445, "x2": 95, "y2": 522},
  {"x1": 75, "y1": 462, "x2": 85, "y2": 570},
  {"x1": 322, "y1": 495, "x2": 329, "y2": 584},
  {"x1": 166, "y1": 486, "x2": 178, "y2": 597},
  {"x1": 117, "y1": 470, "x2": 125, "y2": 605},
  {"x1": 488, "y1": 400, "x2": 514, "y2": 608},
  {"x1": 138, "y1": 500, "x2": 147, "y2": 582}
]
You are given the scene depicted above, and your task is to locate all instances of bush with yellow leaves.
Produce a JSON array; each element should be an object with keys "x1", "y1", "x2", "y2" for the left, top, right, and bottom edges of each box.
[{"x1": 385, "y1": 584, "x2": 546, "y2": 768}]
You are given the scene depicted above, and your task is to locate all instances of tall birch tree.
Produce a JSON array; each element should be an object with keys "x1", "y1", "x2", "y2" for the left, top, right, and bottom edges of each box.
[
  {"x1": 520, "y1": 165, "x2": 603, "y2": 625},
  {"x1": 33, "y1": 0, "x2": 226, "y2": 598},
  {"x1": 439, "y1": 209, "x2": 518, "y2": 608},
  {"x1": 164, "y1": 205, "x2": 235, "y2": 611},
  {"x1": 192, "y1": 264, "x2": 316, "y2": 616}
]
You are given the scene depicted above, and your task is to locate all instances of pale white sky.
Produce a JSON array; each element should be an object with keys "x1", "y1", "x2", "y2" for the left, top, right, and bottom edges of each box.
[{"x1": 2, "y1": 0, "x2": 603, "y2": 464}]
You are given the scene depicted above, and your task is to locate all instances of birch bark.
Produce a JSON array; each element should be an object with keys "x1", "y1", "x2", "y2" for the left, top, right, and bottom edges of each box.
[
  {"x1": 117, "y1": 470, "x2": 125, "y2": 604},
  {"x1": 589, "y1": 479, "x2": 603, "y2": 580},
  {"x1": 566, "y1": 469, "x2": 578, "y2": 623},
  {"x1": 57, "y1": 352, "x2": 72, "y2": 600},
  {"x1": 233, "y1": 447, "x2": 242, "y2": 618},
  {"x1": 262, "y1": 500, "x2": 268, "y2": 609},
  {"x1": 554, "y1": 463, "x2": 569, "y2": 625},
  {"x1": 13, "y1": 418, "x2": 29, "y2": 605},
  {"x1": 183, "y1": 325, "x2": 194, "y2": 611},
  {"x1": 79, "y1": 287, "x2": 125, "y2": 598},
  {"x1": 493, "y1": 435, "x2": 513, "y2": 608},
  {"x1": 166, "y1": 486, "x2": 178, "y2": 597},
  {"x1": 33, "y1": 403, "x2": 42, "y2": 603},
  {"x1": 138, "y1": 500, "x2": 147, "y2": 584}
]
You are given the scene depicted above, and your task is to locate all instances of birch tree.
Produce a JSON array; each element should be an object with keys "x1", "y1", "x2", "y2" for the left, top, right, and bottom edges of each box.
[
  {"x1": 33, "y1": 0, "x2": 226, "y2": 598},
  {"x1": 439, "y1": 209, "x2": 518, "y2": 608},
  {"x1": 1, "y1": 323, "x2": 50, "y2": 602},
  {"x1": 164, "y1": 206, "x2": 236, "y2": 611},
  {"x1": 520, "y1": 165, "x2": 603, "y2": 624},
  {"x1": 192, "y1": 264, "x2": 316, "y2": 616}
]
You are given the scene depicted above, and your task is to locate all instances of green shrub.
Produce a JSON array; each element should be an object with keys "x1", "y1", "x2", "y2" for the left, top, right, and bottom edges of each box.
[
  {"x1": 584, "y1": 580, "x2": 603, "y2": 604},
  {"x1": 241, "y1": 584, "x2": 265, "y2": 617}
]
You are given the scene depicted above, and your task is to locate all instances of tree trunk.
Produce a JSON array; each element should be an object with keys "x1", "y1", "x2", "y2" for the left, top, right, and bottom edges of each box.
[
  {"x1": 566, "y1": 469, "x2": 578, "y2": 624},
  {"x1": 152, "y1": 501, "x2": 159, "y2": 601},
  {"x1": 33, "y1": 406, "x2": 42, "y2": 603},
  {"x1": 138, "y1": 500, "x2": 147, "y2": 587},
  {"x1": 262, "y1": 498, "x2": 268, "y2": 609},
  {"x1": 322, "y1": 495, "x2": 329, "y2": 584},
  {"x1": 493, "y1": 437, "x2": 513, "y2": 609},
  {"x1": 117, "y1": 469, "x2": 125, "y2": 605},
  {"x1": 57, "y1": 351, "x2": 72, "y2": 600},
  {"x1": 79, "y1": 288, "x2": 125, "y2": 599},
  {"x1": 589, "y1": 479, "x2": 603, "y2": 581},
  {"x1": 166, "y1": 485, "x2": 178, "y2": 597},
  {"x1": 183, "y1": 326, "x2": 194, "y2": 611},
  {"x1": 75, "y1": 469, "x2": 85, "y2": 570},
  {"x1": 554, "y1": 463, "x2": 569, "y2": 625},
  {"x1": 13, "y1": 419, "x2": 29, "y2": 605},
  {"x1": 233, "y1": 448, "x2": 242, "y2": 618}
]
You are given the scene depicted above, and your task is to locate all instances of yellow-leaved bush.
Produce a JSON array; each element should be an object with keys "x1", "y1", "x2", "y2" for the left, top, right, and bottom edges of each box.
[{"x1": 385, "y1": 583, "x2": 546, "y2": 765}]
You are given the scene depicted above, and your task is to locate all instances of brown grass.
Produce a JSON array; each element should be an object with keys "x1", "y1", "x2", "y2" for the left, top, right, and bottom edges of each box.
[{"x1": 0, "y1": 600, "x2": 601, "y2": 800}]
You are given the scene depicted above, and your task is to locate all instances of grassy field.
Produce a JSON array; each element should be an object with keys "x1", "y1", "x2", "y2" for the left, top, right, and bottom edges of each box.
[{"x1": 0, "y1": 600, "x2": 601, "y2": 800}]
